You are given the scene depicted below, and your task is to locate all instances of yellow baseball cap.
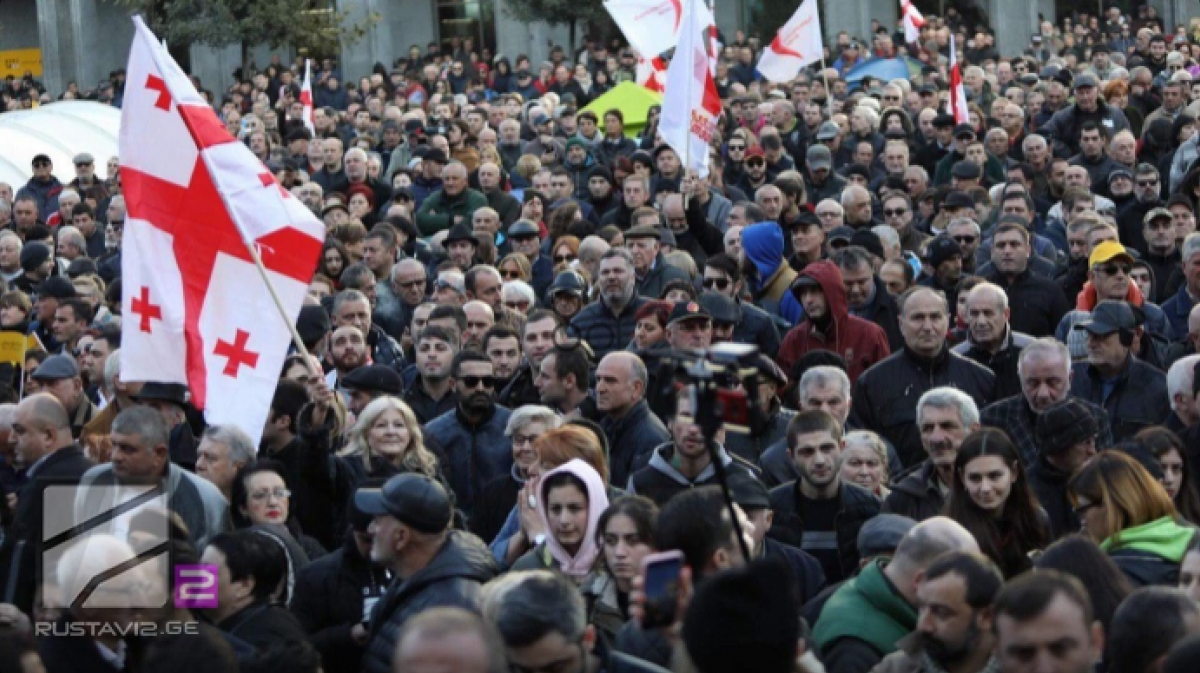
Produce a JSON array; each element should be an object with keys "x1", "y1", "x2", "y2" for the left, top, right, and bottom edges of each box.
[{"x1": 1089, "y1": 240, "x2": 1134, "y2": 269}]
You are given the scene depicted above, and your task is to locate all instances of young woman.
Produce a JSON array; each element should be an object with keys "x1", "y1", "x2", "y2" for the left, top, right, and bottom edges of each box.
[
  {"x1": 318, "y1": 239, "x2": 350, "y2": 287},
  {"x1": 520, "y1": 190, "x2": 548, "y2": 237},
  {"x1": 511, "y1": 459, "x2": 610, "y2": 584},
  {"x1": 840, "y1": 431, "x2": 891, "y2": 499},
  {"x1": 632, "y1": 300, "x2": 671, "y2": 352},
  {"x1": 1070, "y1": 450, "x2": 1198, "y2": 586},
  {"x1": 1137, "y1": 426, "x2": 1200, "y2": 523},
  {"x1": 582, "y1": 496, "x2": 658, "y2": 641},
  {"x1": 945, "y1": 428, "x2": 1049, "y2": 578},
  {"x1": 0, "y1": 291, "x2": 31, "y2": 332}
]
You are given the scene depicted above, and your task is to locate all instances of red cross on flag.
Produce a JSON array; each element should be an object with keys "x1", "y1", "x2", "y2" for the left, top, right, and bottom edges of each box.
[
  {"x1": 756, "y1": 0, "x2": 823, "y2": 83},
  {"x1": 636, "y1": 54, "x2": 667, "y2": 93},
  {"x1": 300, "y1": 59, "x2": 315, "y2": 134},
  {"x1": 901, "y1": 0, "x2": 925, "y2": 45},
  {"x1": 119, "y1": 16, "x2": 323, "y2": 444},
  {"x1": 658, "y1": 0, "x2": 721, "y2": 179}
]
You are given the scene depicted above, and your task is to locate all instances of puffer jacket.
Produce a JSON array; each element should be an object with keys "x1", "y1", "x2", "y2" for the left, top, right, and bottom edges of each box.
[
  {"x1": 361, "y1": 531, "x2": 498, "y2": 673},
  {"x1": 1103, "y1": 517, "x2": 1197, "y2": 588},
  {"x1": 776, "y1": 261, "x2": 891, "y2": 385},
  {"x1": 425, "y1": 405, "x2": 514, "y2": 516},
  {"x1": 1069, "y1": 355, "x2": 1169, "y2": 443},
  {"x1": 16, "y1": 176, "x2": 63, "y2": 221},
  {"x1": 743, "y1": 221, "x2": 803, "y2": 326},
  {"x1": 768, "y1": 480, "x2": 881, "y2": 583},
  {"x1": 601, "y1": 399, "x2": 669, "y2": 489},
  {"x1": 851, "y1": 347, "x2": 995, "y2": 468},
  {"x1": 569, "y1": 295, "x2": 648, "y2": 360}
]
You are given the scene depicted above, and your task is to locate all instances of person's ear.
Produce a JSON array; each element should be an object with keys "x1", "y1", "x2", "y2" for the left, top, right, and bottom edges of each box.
[{"x1": 976, "y1": 606, "x2": 995, "y2": 633}]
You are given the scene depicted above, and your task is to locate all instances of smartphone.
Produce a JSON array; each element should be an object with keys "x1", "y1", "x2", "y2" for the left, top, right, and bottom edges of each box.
[{"x1": 641, "y1": 550, "x2": 684, "y2": 629}]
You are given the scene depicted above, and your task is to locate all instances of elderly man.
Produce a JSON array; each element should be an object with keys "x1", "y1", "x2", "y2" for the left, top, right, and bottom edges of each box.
[
  {"x1": 0, "y1": 394, "x2": 94, "y2": 613},
  {"x1": 626, "y1": 221, "x2": 688, "y2": 300},
  {"x1": 883, "y1": 388, "x2": 979, "y2": 521},
  {"x1": 569, "y1": 248, "x2": 647, "y2": 359},
  {"x1": 853, "y1": 288, "x2": 995, "y2": 467},
  {"x1": 1069, "y1": 300, "x2": 1169, "y2": 441},
  {"x1": 194, "y1": 424, "x2": 256, "y2": 502},
  {"x1": 416, "y1": 161, "x2": 487, "y2": 236},
  {"x1": 953, "y1": 283, "x2": 1034, "y2": 401},
  {"x1": 76, "y1": 406, "x2": 228, "y2": 548},
  {"x1": 1162, "y1": 233, "x2": 1200, "y2": 338},
  {"x1": 477, "y1": 161, "x2": 520, "y2": 225},
  {"x1": 30, "y1": 354, "x2": 96, "y2": 439},
  {"x1": 1040, "y1": 73, "x2": 1131, "y2": 156}
]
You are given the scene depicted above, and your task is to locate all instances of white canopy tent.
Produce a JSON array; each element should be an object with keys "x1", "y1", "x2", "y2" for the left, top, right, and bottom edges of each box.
[{"x1": 0, "y1": 102, "x2": 121, "y2": 192}]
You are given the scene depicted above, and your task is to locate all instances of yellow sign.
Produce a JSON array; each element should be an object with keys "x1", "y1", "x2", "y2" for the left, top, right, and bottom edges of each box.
[
  {"x1": 0, "y1": 49, "x2": 43, "y2": 78},
  {"x1": 0, "y1": 332, "x2": 41, "y2": 366}
]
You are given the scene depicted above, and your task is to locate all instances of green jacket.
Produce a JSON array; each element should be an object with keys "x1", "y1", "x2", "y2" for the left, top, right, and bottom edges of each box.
[
  {"x1": 416, "y1": 187, "x2": 488, "y2": 236},
  {"x1": 1101, "y1": 516, "x2": 1196, "y2": 586},
  {"x1": 813, "y1": 559, "x2": 916, "y2": 658}
]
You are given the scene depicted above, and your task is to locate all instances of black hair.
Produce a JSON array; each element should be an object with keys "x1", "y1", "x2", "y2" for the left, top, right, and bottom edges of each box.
[
  {"x1": 206, "y1": 529, "x2": 289, "y2": 603},
  {"x1": 1107, "y1": 587, "x2": 1200, "y2": 673},
  {"x1": 704, "y1": 253, "x2": 742, "y2": 283},
  {"x1": 270, "y1": 379, "x2": 309, "y2": 434},
  {"x1": 596, "y1": 495, "x2": 659, "y2": 549},
  {"x1": 428, "y1": 304, "x2": 467, "y2": 333},
  {"x1": 1034, "y1": 534, "x2": 1131, "y2": 633},
  {"x1": 923, "y1": 551, "x2": 1004, "y2": 609},
  {"x1": 993, "y1": 569, "x2": 1094, "y2": 628},
  {"x1": 60, "y1": 297, "x2": 94, "y2": 326},
  {"x1": 656, "y1": 486, "x2": 735, "y2": 581},
  {"x1": 451, "y1": 349, "x2": 492, "y2": 378},
  {"x1": 550, "y1": 342, "x2": 591, "y2": 391}
]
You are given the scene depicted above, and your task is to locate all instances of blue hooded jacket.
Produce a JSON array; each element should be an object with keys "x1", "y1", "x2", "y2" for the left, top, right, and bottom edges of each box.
[{"x1": 742, "y1": 222, "x2": 803, "y2": 326}]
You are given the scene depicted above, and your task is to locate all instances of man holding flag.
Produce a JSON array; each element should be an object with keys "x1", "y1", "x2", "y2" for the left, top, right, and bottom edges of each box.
[{"x1": 659, "y1": 0, "x2": 722, "y2": 178}]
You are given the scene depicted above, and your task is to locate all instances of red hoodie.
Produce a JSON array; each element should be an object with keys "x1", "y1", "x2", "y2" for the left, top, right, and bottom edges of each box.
[{"x1": 776, "y1": 260, "x2": 891, "y2": 385}]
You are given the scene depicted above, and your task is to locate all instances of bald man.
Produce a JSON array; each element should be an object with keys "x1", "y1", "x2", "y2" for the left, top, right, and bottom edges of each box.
[{"x1": 595, "y1": 351, "x2": 670, "y2": 488}]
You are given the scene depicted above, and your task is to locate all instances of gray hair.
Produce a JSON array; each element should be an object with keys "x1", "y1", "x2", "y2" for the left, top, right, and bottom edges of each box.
[
  {"x1": 1167, "y1": 355, "x2": 1200, "y2": 406},
  {"x1": 578, "y1": 235, "x2": 610, "y2": 262},
  {"x1": 915, "y1": 387, "x2": 979, "y2": 429},
  {"x1": 505, "y1": 405, "x2": 562, "y2": 436},
  {"x1": 1184, "y1": 233, "x2": 1200, "y2": 262},
  {"x1": 966, "y1": 281, "x2": 1009, "y2": 312},
  {"x1": 112, "y1": 405, "x2": 170, "y2": 449},
  {"x1": 601, "y1": 245, "x2": 635, "y2": 270},
  {"x1": 840, "y1": 185, "x2": 870, "y2": 209},
  {"x1": 871, "y1": 225, "x2": 900, "y2": 250},
  {"x1": 103, "y1": 347, "x2": 121, "y2": 394},
  {"x1": 57, "y1": 226, "x2": 85, "y2": 252},
  {"x1": 947, "y1": 217, "x2": 982, "y2": 236},
  {"x1": 202, "y1": 424, "x2": 257, "y2": 466},
  {"x1": 57, "y1": 534, "x2": 140, "y2": 606},
  {"x1": 332, "y1": 289, "x2": 370, "y2": 315},
  {"x1": 798, "y1": 366, "x2": 851, "y2": 401},
  {"x1": 0, "y1": 403, "x2": 16, "y2": 429},
  {"x1": 1018, "y1": 337, "x2": 1071, "y2": 378},
  {"x1": 1022, "y1": 134, "x2": 1047, "y2": 152}
]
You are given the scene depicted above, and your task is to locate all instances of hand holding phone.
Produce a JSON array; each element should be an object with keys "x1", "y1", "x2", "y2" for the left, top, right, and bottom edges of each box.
[{"x1": 639, "y1": 550, "x2": 685, "y2": 630}]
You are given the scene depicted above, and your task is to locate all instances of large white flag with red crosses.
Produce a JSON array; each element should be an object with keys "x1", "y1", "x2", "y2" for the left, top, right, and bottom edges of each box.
[
  {"x1": 659, "y1": 0, "x2": 721, "y2": 178},
  {"x1": 901, "y1": 0, "x2": 925, "y2": 44},
  {"x1": 119, "y1": 16, "x2": 323, "y2": 444}
]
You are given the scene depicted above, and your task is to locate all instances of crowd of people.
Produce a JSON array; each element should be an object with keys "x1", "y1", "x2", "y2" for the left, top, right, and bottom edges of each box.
[{"x1": 8, "y1": 3, "x2": 1200, "y2": 673}]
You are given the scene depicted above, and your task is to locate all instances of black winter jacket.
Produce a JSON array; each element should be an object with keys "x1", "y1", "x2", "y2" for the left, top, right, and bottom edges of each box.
[
  {"x1": 601, "y1": 399, "x2": 669, "y2": 489},
  {"x1": 1069, "y1": 356, "x2": 1170, "y2": 442},
  {"x1": 291, "y1": 531, "x2": 391, "y2": 673},
  {"x1": 1027, "y1": 457, "x2": 1077, "y2": 540},
  {"x1": 570, "y1": 296, "x2": 649, "y2": 360},
  {"x1": 882, "y1": 460, "x2": 946, "y2": 522},
  {"x1": 851, "y1": 347, "x2": 995, "y2": 468},
  {"x1": 767, "y1": 480, "x2": 881, "y2": 583},
  {"x1": 361, "y1": 531, "x2": 498, "y2": 673}
]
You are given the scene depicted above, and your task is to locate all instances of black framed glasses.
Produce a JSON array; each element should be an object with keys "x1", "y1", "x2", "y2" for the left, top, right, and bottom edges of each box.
[
  {"x1": 883, "y1": 208, "x2": 908, "y2": 217},
  {"x1": 1097, "y1": 263, "x2": 1131, "y2": 276},
  {"x1": 554, "y1": 254, "x2": 577, "y2": 263},
  {"x1": 1137, "y1": 179, "x2": 1159, "y2": 187},
  {"x1": 727, "y1": 144, "x2": 745, "y2": 152},
  {"x1": 952, "y1": 235, "x2": 978, "y2": 244},
  {"x1": 703, "y1": 277, "x2": 731, "y2": 290},
  {"x1": 460, "y1": 375, "x2": 497, "y2": 389}
]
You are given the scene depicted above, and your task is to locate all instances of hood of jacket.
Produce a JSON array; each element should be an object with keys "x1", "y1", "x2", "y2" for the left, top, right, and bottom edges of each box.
[
  {"x1": 742, "y1": 221, "x2": 784, "y2": 287},
  {"x1": 1103, "y1": 516, "x2": 1195, "y2": 561},
  {"x1": 795, "y1": 260, "x2": 849, "y2": 325},
  {"x1": 537, "y1": 459, "x2": 610, "y2": 578}
]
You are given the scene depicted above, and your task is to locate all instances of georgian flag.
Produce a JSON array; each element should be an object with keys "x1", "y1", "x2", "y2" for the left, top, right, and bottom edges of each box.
[
  {"x1": 300, "y1": 59, "x2": 315, "y2": 134},
  {"x1": 949, "y1": 34, "x2": 969, "y2": 124}
]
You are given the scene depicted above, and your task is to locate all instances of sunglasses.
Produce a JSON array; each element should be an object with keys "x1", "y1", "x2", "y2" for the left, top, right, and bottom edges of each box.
[
  {"x1": 883, "y1": 208, "x2": 908, "y2": 217},
  {"x1": 501, "y1": 269, "x2": 523, "y2": 280},
  {"x1": 952, "y1": 235, "x2": 978, "y2": 244},
  {"x1": 746, "y1": 159, "x2": 766, "y2": 167},
  {"x1": 727, "y1": 144, "x2": 745, "y2": 151},
  {"x1": 1137, "y1": 180, "x2": 1159, "y2": 187},
  {"x1": 1097, "y1": 263, "x2": 1131, "y2": 276},
  {"x1": 459, "y1": 375, "x2": 497, "y2": 389},
  {"x1": 554, "y1": 254, "x2": 577, "y2": 263},
  {"x1": 33, "y1": 160, "x2": 50, "y2": 168},
  {"x1": 703, "y1": 277, "x2": 731, "y2": 290},
  {"x1": 511, "y1": 234, "x2": 538, "y2": 242}
]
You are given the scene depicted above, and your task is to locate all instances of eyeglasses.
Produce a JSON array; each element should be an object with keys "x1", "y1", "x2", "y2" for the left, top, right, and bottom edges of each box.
[
  {"x1": 250, "y1": 489, "x2": 291, "y2": 501},
  {"x1": 1097, "y1": 263, "x2": 1131, "y2": 276},
  {"x1": 398, "y1": 278, "x2": 425, "y2": 289},
  {"x1": 1073, "y1": 500, "x2": 1099, "y2": 516},
  {"x1": 460, "y1": 375, "x2": 497, "y2": 389},
  {"x1": 554, "y1": 254, "x2": 577, "y2": 263},
  {"x1": 510, "y1": 234, "x2": 539, "y2": 242},
  {"x1": 703, "y1": 277, "x2": 731, "y2": 290},
  {"x1": 1137, "y1": 179, "x2": 1159, "y2": 187},
  {"x1": 746, "y1": 159, "x2": 766, "y2": 167},
  {"x1": 883, "y1": 208, "x2": 908, "y2": 217},
  {"x1": 952, "y1": 235, "x2": 978, "y2": 244},
  {"x1": 32, "y1": 160, "x2": 50, "y2": 168},
  {"x1": 727, "y1": 144, "x2": 745, "y2": 151}
]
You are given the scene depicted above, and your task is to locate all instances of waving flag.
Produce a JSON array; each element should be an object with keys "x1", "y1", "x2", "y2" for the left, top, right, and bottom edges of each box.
[
  {"x1": 300, "y1": 59, "x2": 315, "y2": 134},
  {"x1": 756, "y1": 0, "x2": 823, "y2": 83},
  {"x1": 901, "y1": 0, "x2": 925, "y2": 44},
  {"x1": 604, "y1": 0, "x2": 715, "y2": 61},
  {"x1": 637, "y1": 54, "x2": 668, "y2": 92},
  {"x1": 949, "y1": 34, "x2": 969, "y2": 123},
  {"x1": 119, "y1": 16, "x2": 324, "y2": 443},
  {"x1": 659, "y1": 0, "x2": 721, "y2": 178}
]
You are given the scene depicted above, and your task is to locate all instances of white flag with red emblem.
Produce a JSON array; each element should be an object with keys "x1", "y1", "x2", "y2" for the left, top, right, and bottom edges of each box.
[
  {"x1": 949, "y1": 34, "x2": 969, "y2": 124},
  {"x1": 119, "y1": 17, "x2": 324, "y2": 444},
  {"x1": 901, "y1": 0, "x2": 925, "y2": 44},
  {"x1": 659, "y1": 0, "x2": 721, "y2": 178},
  {"x1": 604, "y1": 0, "x2": 714, "y2": 62},
  {"x1": 300, "y1": 59, "x2": 315, "y2": 134},
  {"x1": 756, "y1": 0, "x2": 823, "y2": 83},
  {"x1": 636, "y1": 53, "x2": 668, "y2": 92}
]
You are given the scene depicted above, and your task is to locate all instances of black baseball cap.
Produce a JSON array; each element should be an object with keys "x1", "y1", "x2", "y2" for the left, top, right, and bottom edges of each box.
[
  {"x1": 1074, "y1": 300, "x2": 1136, "y2": 336},
  {"x1": 354, "y1": 473, "x2": 453, "y2": 534}
]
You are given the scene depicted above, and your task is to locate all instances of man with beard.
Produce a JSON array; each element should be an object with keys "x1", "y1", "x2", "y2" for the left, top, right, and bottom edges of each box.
[
  {"x1": 481, "y1": 325, "x2": 522, "y2": 391},
  {"x1": 425, "y1": 352, "x2": 512, "y2": 517},
  {"x1": 536, "y1": 345, "x2": 596, "y2": 420},
  {"x1": 569, "y1": 248, "x2": 647, "y2": 359},
  {"x1": 873, "y1": 552, "x2": 1004, "y2": 673},
  {"x1": 331, "y1": 289, "x2": 406, "y2": 371},
  {"x1": 499, "y1": 309, "x2": 558, "y2": 408},
  {"x1": 768, "y1": 409, "x2": 881, "y2": 585},
  {"x1": 403, "y1": 325, "x2": 459, "y2": 423},
  {"x1": 326, "y1": 324, "x2": 369, "y2": 391}
]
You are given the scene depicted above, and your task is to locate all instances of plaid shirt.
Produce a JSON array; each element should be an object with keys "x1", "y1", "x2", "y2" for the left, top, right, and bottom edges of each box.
[{"x1": 980, "y1": 394, "x2": 1114, "y2": 468}]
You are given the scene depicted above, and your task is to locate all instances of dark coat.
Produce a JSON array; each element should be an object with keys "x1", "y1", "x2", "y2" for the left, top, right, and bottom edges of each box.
[
  {"x1": 291, "y1": 532, "x2": 391, "y2": 673},
  {"x1": 952, "y1": 329, "x2": 1034, "y2": 402},
  {"x1": 882, "y1": 461, "x2": 946, "y2": 522},
  {"x1": 569, "y1": 296, "x2": 649, "y2": 360},
  {"x1": 38, "y1": 614, "x2": 123, "y2": 673},
  {"x1": 361, "y1": 531, "x2": 498, "y2": 673},
  {"x1": 219, "y1": 601, "x2": 309, "y2": 650},
  {"x1": 1027, "y1": 457, "x2": 1078, "y2": 540},
  {"x1": 852, "y1": 277, "x2": 904, "y2": 352},
  {"x1": 426, "y1": 405, "x2": 514, "y2": 516},
  {"x1": 1069, "y1": 356, "x2": 1170, "y2": 442},
  {"x1": 851, "y1": 347, "x2": 996, "y2": 468},
  {"x1": 768, "y1": 480, "x2": 881, "y2": 583},
  {"x1": 0, "y1": 445, "x2": 94, "y2": 613},
  {"x1": 733, "y1": 298, "x2": 783, "y2": 356},
  {"x1": 601, "y1": 399, "x2": 669, "y2": 490},
  {"x1": 983, "y1": 269, "x2": 1070, "y2": 338}
]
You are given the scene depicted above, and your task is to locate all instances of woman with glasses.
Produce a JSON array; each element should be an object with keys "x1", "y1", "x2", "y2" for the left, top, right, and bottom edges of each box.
[
  {"x1": 1070, "y1": 450, "x2": 1197, "y2": 587},
  {"x1": 473, "y1": 406, "x2": 562, "y2": 544},
  {"x1": 944, "y1": 428, "x2": 1050, "y2": 578},
  {"x1": 498, "y1": 252, "x2": 532, "y2": 284},
  {"x1": 231, "y1": 460, "x2": 326, "y2": 592},
  {"x1": 550, "y1": 235, "x2": 581, "y2": 271}
]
